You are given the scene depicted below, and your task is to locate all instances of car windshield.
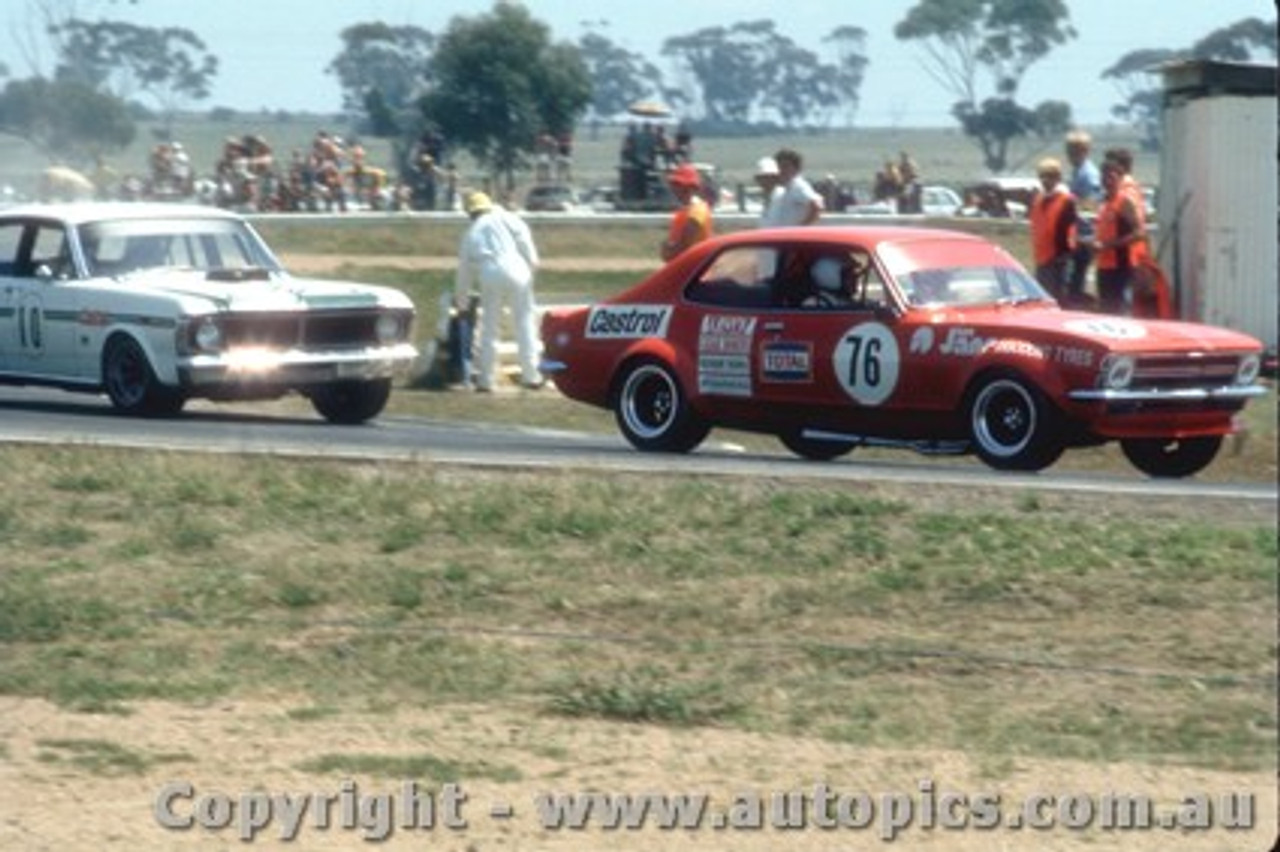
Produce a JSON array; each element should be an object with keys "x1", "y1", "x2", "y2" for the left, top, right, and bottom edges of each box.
[
  {"x1": 878, "y1": 238, "x2": 1052, "y2": 307},
  {"x1": 897, "y1": 265, "x2": 1049, "y2": 306},
  {"x1": 77, "y1": 218, "x2": 281, "y2": 277}
]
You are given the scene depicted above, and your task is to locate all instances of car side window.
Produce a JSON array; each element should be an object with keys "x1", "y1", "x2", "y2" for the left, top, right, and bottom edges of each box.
[
  {"x1": 0, "y1": 223, "x2": 23, "y2": 277},
  {"x1": 778, "y1": 249, "x2": 882, "y2": 311},
  {"x1": 29, "y1": 225, "x2": 71, "y2": 279},
  {"x1": 685, "y1": 247, "x2": 773, "y2": 309}
]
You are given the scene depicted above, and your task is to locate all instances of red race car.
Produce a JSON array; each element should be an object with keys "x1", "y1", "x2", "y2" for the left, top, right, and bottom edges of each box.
[{"x1": 540, "y1": 226, "x2": 1266, "y2": 477}]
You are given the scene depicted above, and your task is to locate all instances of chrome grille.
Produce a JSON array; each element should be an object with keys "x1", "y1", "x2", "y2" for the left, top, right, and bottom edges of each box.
[
  {"x1": 214, "y1": 310, "x2": 408, "y2": 351},
  {"x1": 1131, "y1": 355, "x2": 1239, "y2": 389}
]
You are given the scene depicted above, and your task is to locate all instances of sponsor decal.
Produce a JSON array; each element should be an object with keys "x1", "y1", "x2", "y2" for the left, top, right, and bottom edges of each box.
[
  {"x1": 698, "y1": 354, "x2": 752, "y2": 396},
  {"x1": 77, "y1": 310, "x2": 110, "y2": 327},
  {"x1": 1062, "y1": 318, "x2": 1148, "y2": 340},
  {"x1": 833, "y1": 321, "x2": 900, "y2": 406},
  {"x1": 760, "y1": 341, "x2": 813, "y2": 382},
  {"x1": 1050, "y1": 345, "x2": 1095, "y2": 368},
  {"x1": 908, "y1": 326, "x2": 935, "y2": 355},
  {"x1": 698, "y1": 314, "x2": 756, "y2": 354},
  {"x1": 938, "y1": 327, "x2": 990, "y2": 357},
  {"x1": 697, "y1": 313, "x2": 755, "y2": 396},
  {"x1": 585, "y1": 304, "x2": 673, "y2": 339},
  {"x1": 988, "y1": 339, "x2": 1046, "y2": 359}
]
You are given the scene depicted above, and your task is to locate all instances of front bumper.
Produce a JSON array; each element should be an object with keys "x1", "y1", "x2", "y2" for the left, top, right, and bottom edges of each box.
[
  {"x1": 1067, "y1": 385, "x2": 1268, "y2": 403},
  {"x1": 178, "y1": 343, "x2": 418, "y2": 387}
]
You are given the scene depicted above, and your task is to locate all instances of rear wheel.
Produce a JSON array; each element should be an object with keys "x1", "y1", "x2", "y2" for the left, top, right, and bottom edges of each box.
[
  {"x1": 614, "y1": 358, "x2": 709, "y2": 453},
  {"x1": 310, "y1": 379, "x2": 392, "y2": 424},
  {"x1": 967, "y1": 373, "x2": 1063, "y2": 471},
  {"x1": 1120, "y1": 436, "x2": 1222, "y2": 478},
  {"x1": 102, "y1": 335, "x2": 186, "y2": 417},
  {"x1": 779, "y1": 431, "x2": 857, "y2": 461}
]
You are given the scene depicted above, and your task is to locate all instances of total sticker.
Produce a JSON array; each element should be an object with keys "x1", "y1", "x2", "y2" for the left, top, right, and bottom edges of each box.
[{"x1": 833, "y1": 321, "x2": 899, "y2": 406}]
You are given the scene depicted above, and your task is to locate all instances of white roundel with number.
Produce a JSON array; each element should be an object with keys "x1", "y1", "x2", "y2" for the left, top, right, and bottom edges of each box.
[{"x1": 832, "y1": 321, "x2": 900, "y2": 406}]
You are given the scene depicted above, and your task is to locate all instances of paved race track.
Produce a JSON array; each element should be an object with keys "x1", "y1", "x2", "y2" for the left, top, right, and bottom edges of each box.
[{"x1": 0, "y1": 386, "x2": 1273, "y2": 503}]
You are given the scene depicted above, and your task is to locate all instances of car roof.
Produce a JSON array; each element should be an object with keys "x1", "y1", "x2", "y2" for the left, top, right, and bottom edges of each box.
[
  {"x1": 0, "y1": 202, "x2": 242, "y2": 226},
  {"x1": 722, "y1": 224, "x2": 988, "y2": 250}
]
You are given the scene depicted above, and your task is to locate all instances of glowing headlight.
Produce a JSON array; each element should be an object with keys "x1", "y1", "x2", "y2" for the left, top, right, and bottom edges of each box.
[
  {"x1": 375, "y1": 313, "x2": 402, "y2": 343},
  {"x1": 1235, "y1": 353, "x2": 1261, "y2": 386},
  {"x1": 194, "y1": 319, "x2": 223, "y2": 352},
  {"x1": 1099, "y1": 354, "x2": 1135, "y2": 389}
]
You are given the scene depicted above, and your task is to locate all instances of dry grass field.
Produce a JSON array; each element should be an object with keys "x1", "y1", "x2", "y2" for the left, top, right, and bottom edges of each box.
[{"x1": 0, "y1": 115, "x2": 1274, "y2": 851}]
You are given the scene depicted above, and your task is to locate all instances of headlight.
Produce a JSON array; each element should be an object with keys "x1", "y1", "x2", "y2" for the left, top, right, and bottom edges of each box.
[
  {"x1": 194, "y1": 318, "x2": 223, "y2": 352},
  {"x1": 375, "y1": 313, "x2": 402, "y2": 343},
  {"x1": 1235, "y1": 353, "x2": 1261, "y2": 386},
  {"x1": 1099, "y1": 354, "x2": 1135, "y2": 389}
]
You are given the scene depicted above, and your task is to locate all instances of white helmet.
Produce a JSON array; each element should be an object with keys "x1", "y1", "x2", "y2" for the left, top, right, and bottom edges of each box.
[{"x1": 811, "y1": 257, "x2": 844, "y2": 292}]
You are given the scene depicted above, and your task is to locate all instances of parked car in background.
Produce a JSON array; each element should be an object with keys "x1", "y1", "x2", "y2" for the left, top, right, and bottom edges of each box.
[
  {"x1": 0, "y1": 203, "x2": 417, "y2": 422},
  {"x1": 960, "y1": 177, "x2": 1041, "y2": 218},
  {"x1": 920, "y1": 185, "x2": 964, "y2": 217},
  {"x1": 541, "y1": 225, "x2": 1265, "y2": 477},
  {"x1": 524, "y1": 184, "x2": 583, "y2": 212}
]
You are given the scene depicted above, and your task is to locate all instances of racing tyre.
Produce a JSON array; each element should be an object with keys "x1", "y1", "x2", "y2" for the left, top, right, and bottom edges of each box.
[
  {"x1": 310, "y1": 379, "x2": 392, "y2": 424},
  {"x1": 779, "y1": 431, "x2": 857, "y2": 461},
  {"x1": 614, "y1": 358, "x2": 709, "y2": 453},
  {"x1": 102, "y1": 335, "x2": 186, "y2": 417},
  {"x1": 967, "y1": 373, "x2": 1063, "y2": 472},
  {"x1": 1120, "y1": 436, "x2": 1222, "y2": 478}
]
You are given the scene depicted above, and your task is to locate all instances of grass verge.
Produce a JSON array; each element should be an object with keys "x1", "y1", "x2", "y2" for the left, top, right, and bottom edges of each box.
[{"x1": 0, "y1": 445, "x2": 1273, "y2": 772}]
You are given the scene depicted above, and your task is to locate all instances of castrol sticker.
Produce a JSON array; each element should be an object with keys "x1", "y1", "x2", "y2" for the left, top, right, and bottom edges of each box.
[{"x1": 585, "y1": 305, "x2": 672, "y2": 339}]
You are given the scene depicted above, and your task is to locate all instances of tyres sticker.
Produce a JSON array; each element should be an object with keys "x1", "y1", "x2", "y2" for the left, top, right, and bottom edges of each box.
[{"x1": 833, "y1": 321, "x2": 899, "y2": 406}]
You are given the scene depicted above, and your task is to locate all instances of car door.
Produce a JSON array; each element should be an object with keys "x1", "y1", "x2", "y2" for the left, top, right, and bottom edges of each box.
[
  {"x1": 0, "y1": 220, "x2": 25, "y2": 375},
  {"x1": 25, "y1": 222, "x2": 81, "y2": 379},
  {"x1": 751, "y1": 247, "x2": 909, "y2": 422}
]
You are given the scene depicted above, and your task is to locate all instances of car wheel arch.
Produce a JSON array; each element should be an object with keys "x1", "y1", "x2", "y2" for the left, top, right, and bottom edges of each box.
[
  {"x1": 966, "y1": 342, "x2": 1067, "y2": 399},
  {"x1": 99, "y1": 329, "x2": 169, "y2": 385},
  {"x1": 608, "y1": 339, "x2": 684, "y2": 404}
]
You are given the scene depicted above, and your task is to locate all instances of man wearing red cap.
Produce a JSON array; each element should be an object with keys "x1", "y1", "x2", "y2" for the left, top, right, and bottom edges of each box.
[{"x1": 660, "y1": 163, "x2": 712, "y2": 261}]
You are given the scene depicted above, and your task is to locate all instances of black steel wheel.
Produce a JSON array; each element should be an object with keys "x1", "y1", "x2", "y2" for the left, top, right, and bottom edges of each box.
[
  {"x1": 967, "y1": 372, "x2": 1063, "y2": 472},
  {"x1": 1120, "y1": 436, "x2": 1222, "y2": 478},
  {"x1": 613, "y1": 358, "x2": 709, "y2": 453},
  {"x1": 102, "y1": 335, "x2": 185, "y2": 417},
  {"x1": 310, "y1": 379, "x2": 392, "y2": 424}
]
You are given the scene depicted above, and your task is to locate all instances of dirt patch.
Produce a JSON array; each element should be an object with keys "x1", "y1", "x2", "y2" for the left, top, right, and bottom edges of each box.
[{"x1": 0, "y1": 696, "x2": 1272, "y2": 851}]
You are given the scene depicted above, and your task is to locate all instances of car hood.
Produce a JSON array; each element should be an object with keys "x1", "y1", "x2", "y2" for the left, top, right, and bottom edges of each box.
[
  {"x1": 946, "y1": 305, "x2": 1262, "y2": 354},
  {"x1": 119, "y1": 269, "x2": 414, "y2": 313}
]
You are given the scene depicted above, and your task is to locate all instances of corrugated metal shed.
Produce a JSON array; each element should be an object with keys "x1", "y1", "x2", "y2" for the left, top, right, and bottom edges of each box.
[{"x1": 1157, "y1": 60, "x2": 1277, "y2": 352}]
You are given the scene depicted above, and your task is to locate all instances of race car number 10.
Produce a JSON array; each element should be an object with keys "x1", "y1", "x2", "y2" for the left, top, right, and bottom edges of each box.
[{"x1": 833, "y1": 322, "x2": 899, "y2": 406}]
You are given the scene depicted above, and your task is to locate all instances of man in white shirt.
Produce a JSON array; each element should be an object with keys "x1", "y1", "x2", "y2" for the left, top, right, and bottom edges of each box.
[
  {"x1": 455, "y1": 191, "x2": 542, "y2": 391},
  {"x1": 771, "y1": 148, "x2": 823, "y2": 226}
]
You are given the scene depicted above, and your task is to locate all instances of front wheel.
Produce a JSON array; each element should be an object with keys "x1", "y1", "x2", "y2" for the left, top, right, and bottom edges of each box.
[
  {"x1": 779, "y1": 431, "x2": 857, "y2": 461},
  {"x1": 1120, "y1": 436, "x2": 1222, "y2": 478},
  {"x1": 613, "y1": 358, "x2": 709, "y2": 453},
  {"x1": 967, "y1": 373, "x2": 1063, "y2": 472},
  {"x1": 309, "y1": 379, "x2": 392, "y2": 424},
  {"x1": 102, "y1": 335, "x2": 186, "y2": 417}
]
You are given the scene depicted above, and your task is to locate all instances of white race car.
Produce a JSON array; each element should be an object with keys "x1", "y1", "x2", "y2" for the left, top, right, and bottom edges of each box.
[{"x1": 0, "y1": 203, "x2": 416, "y2": 422}]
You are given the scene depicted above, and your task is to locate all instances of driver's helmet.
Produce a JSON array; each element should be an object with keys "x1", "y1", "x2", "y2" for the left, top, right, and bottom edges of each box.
[{"x1": 810, "y1": 257, "x2": 845, "y2": 294}]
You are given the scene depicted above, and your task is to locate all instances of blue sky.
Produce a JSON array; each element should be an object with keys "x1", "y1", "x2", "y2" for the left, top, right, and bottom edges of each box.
[{"x1": 1, "y1": 0, "x2": 1273, "y2": 125}]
